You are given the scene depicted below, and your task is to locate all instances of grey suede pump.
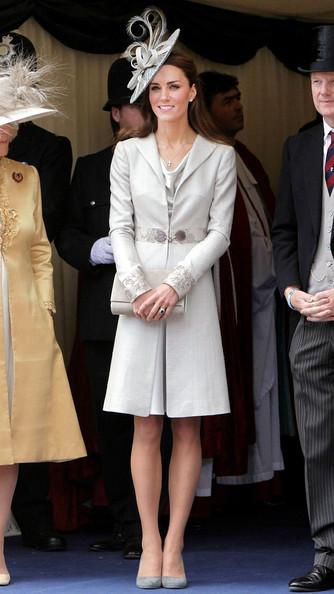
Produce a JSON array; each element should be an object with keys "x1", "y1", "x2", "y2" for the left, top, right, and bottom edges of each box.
[
  {"x1": 161, "y1": 575, "x2": 187, "y2": 589},
  {"x1": 136, "y1": 575, "x2": 162, "y2": 589}
]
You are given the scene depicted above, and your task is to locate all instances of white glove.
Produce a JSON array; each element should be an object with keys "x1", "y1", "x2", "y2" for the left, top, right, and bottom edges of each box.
[{"x1": 90, "y1": 236, "x2": 114, "y2": 265}]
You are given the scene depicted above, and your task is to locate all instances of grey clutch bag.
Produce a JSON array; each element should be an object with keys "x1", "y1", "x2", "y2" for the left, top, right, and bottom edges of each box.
[{"x1": 110, "y1": 269, "x2": 186, "y2": 316}]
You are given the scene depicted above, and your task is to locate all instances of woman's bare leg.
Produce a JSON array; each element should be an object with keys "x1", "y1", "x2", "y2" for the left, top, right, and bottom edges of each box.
[
  {"x1": 131, "y1": 415, "x2": 164, "y2": 577},
  {"x1": 0, "y1": 464, "x2": 18, "y2": 574},
  {"x1": 162, "y1": 417, "x2": 201, "y2": 577}
]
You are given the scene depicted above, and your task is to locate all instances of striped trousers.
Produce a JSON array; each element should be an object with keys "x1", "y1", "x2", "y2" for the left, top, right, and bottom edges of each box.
[{"x1": 290, "y1": 317, "x2": 334, "y2": 569}]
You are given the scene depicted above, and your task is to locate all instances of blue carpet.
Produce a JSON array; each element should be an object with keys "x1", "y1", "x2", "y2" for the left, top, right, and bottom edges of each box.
[{"x1": 4, "y1": 505, "x2": 323, "y2": 593}]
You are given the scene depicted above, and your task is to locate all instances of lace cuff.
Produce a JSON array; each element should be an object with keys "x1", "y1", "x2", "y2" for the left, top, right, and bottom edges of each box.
[
  {"x1": 122, "y1": 267, "x2": 151, "y2": 302},
  {"x1": 43, "y1": 301, "x2": 56, "y2": 314},
  {"x1": 164, "y1": 264, "x2": 195, "y2": 299}
]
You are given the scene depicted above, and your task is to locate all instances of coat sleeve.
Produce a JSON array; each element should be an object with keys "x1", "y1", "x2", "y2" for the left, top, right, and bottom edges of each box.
[
  {"x1": 109, "y1": 141, "x2": 151, "y2": 301},
  {"x1": 55, "y1": 157, "x2": 99, "y2": 271},
  {"x1": 38, "y1": 135, "x2": 72, "y2": 242},
  {"x1": 272, "y1": 138, "x2": 301, "y2": 296},
  {"x1": 30, "y1": 166, "x2": 56, "y2": 311},
  {"x1": 164, "y1": 145, "x2": 236, "y2": 298}
]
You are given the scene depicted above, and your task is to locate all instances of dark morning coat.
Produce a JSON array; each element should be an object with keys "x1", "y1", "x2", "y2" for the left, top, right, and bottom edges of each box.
[
  {"x1": 272, "y1": 122, "x2": 326, "y2": 296},
  {"x1": 55, "y1": 146, "x2": 118, "y2": 342},
  {"x1": 8, "y1": 122, "x2": 72, "y2": 241}
]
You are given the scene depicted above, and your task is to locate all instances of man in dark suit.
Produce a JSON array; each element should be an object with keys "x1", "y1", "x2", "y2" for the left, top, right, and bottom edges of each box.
[
  {"x1": 272, "y1": 25, "x2": 334, "y2": 593},
  {"x1": 55, "y1": 58, "x2": 144, "y2": 559},
  {"x1": 4, "y1": 31, "x2": 72, "y2": 552}
]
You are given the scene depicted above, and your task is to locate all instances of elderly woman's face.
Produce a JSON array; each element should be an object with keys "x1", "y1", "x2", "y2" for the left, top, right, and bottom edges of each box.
[{"x1": 0, "y1": 124, "x2": 17, "y2": 157}]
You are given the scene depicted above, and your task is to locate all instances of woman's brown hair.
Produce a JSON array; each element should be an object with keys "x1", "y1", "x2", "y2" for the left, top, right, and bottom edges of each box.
[{"x1": 117, "y1": 52, "x2": 225, "y2": 144}]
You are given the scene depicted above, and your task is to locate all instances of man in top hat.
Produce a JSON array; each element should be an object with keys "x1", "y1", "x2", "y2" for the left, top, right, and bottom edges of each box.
[
  {"x1": 273, "y1": 25, "x2": 334, "y2": 592},
  {"x1": 2, "y1": 31, "x2": 72, "y2": 552},
  {"x1": 55, "y1": 58, "x2": 144, "y2": 559}
]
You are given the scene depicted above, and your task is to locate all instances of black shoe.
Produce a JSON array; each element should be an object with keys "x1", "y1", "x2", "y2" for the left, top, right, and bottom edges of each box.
[
  {"x1": 122, "y1": 536, "x2": 142, "y2": 560},
  {"x1": 289, "y1": 565, "x2": 334, "y2": 592},
  {"x1": 89, "y1": 532, "x2": 125, "y2": 552},
  {"x1": 23, "y1": 531, "x2": 67, "y2": 552}
]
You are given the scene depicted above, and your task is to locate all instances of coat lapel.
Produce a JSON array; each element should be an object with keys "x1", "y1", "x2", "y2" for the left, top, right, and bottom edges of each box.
[
  {"x1": 133, "y1": 134, "x2": 219, "y2": 213},
  {"x1": 302, "y1": 124, "x2": 323, "y2": 238},
  {"x1": 134, "y1": 134, "x2": 164, "y2": 186},
  {"x1": 175, "y1": 135, "x2": 217, "y2": 196}
]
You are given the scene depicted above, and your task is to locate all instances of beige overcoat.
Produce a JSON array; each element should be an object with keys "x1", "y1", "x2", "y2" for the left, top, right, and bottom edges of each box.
[
  {"x1": 0, "y1": 157, "x2": 86, "y2": 464},
  {"x1": 104, "y1": 134, "x2": 236, "y2": 418}
]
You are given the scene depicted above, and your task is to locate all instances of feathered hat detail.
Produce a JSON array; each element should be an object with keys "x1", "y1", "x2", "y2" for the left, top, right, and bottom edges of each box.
[
  {"x1": 123, "y1": 6, "x2": 180, "y2": 103},
  {"x1": 0, "y1": 34, "x2": 58, "y2": 126}
]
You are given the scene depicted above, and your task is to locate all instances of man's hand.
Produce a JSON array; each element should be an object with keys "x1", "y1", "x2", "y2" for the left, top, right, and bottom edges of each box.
[
  {"x1": 285, "y1": 287, "x2": 315, "y2": 313},
  {"x1": 301, "y1": 289, "x2": 334, "y2": 322},
  {"x1": 90, "y1": 236, "x2": 114, "y2": 265}
]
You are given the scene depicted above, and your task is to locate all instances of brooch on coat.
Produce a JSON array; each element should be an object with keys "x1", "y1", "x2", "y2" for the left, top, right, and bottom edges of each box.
[{"x1": 12, "y1": 171, "x2": 23, "y2": 183}]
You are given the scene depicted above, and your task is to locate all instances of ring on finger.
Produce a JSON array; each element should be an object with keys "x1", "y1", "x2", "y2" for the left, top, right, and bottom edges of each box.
[{"x1": 159, "y1": 306, "x2": 166, "y2": 316}]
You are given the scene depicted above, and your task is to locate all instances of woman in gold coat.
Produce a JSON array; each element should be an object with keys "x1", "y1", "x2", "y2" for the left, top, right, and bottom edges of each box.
[
  {"x1": 0, "y1": 56, "x2": 86, "y2": 585},
  {"x1": 0, "y1": 123, "x2": 86, "y2": 585}
]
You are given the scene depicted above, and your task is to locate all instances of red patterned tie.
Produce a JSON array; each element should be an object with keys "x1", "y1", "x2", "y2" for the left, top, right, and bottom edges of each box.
[{"x1": 325, "y1": 130, "x2": 334, "y2": 195}]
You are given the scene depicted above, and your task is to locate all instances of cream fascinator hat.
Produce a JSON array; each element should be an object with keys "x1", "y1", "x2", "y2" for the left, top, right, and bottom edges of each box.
[
  {"x1": 123, "y1": 6, "x2": 180, "y2": 104},
  {"x1": 0, "y1": 34, "x2": 57, "y2": 126}
]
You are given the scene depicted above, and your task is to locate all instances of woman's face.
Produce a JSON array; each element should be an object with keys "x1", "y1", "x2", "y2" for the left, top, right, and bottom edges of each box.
[
  {"x1": 149, "y1": 64, "x2": 196, "y2": 124},
  {"x1": 0, "y1": 124, "x2": 16, "y2": 157}
]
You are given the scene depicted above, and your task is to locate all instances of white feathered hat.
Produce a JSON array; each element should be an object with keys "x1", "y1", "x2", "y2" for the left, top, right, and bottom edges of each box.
[
  {"x1": 123, "y1": 6, "x2": 180, "y2": 104},
  {"x1": 0, "y1": 34, "x2": 57, "y2": 126}
]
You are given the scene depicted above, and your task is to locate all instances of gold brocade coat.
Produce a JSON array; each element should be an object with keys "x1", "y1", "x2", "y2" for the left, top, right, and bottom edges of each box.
[{"x1": 0, "y1": 157, "x2": 86, "y2": 464}]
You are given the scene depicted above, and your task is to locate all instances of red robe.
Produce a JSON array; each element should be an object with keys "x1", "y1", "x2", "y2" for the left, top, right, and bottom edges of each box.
[{"x1": 201, "y1": 141, "x2": 275, "y2": 476}]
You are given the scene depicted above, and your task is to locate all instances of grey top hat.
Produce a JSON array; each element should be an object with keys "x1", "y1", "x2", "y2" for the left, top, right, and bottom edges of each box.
[
  {"x1": 103, "y1": 58, "x2": 133, "y2": 111},
  {"x1": 300, "y1": 25, "x2": 334, "y2": 73}
]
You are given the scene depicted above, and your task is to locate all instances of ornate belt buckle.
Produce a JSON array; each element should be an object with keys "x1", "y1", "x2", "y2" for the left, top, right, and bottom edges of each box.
[{"x1": 155, "y1": 229, "x2": 167, "y2": 242}]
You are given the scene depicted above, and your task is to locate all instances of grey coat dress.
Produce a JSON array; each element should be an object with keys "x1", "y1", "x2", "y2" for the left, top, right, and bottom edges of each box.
[{"x1": 103, "y1": 133, "x2": 236, "y2": 418}]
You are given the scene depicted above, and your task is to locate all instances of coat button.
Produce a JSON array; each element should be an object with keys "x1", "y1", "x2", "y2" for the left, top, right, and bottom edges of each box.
[
  {"x1": 90, "y1": 200, "x2": 96, "y2": 206},
  {"x1": 175, "y1": 230, "x2": 186, "y2": 241}
]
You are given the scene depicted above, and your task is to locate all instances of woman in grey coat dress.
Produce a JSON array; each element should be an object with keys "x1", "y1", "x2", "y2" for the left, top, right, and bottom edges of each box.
[{"x1": 104, "y1": 9, "x2": 236, "y2": 588}]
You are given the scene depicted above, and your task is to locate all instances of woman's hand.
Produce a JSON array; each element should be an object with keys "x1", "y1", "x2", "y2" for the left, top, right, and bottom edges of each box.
[
  {"x1": 132, "y1": 289, "x2": 154, "y2": 319},
  {"x1": 133, "y1": 284, "x2": 179, "y2": 321}
]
